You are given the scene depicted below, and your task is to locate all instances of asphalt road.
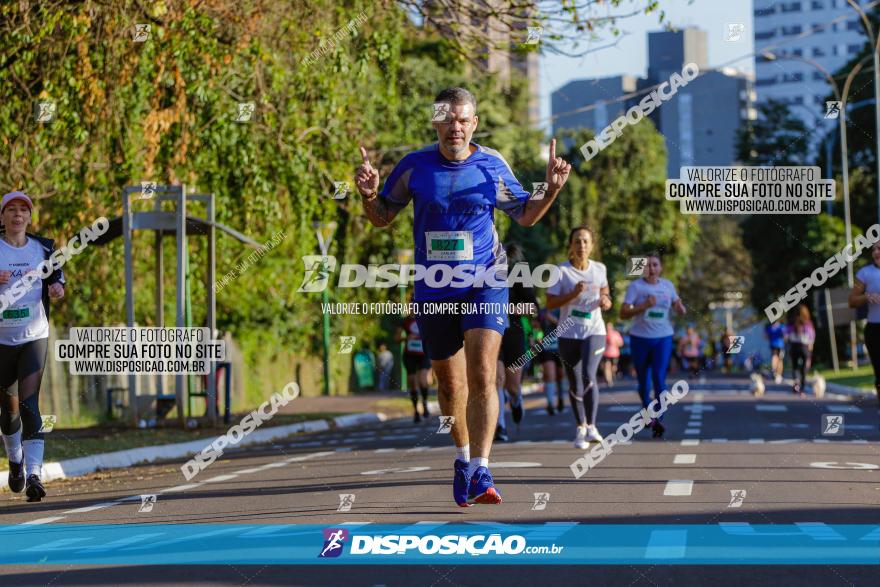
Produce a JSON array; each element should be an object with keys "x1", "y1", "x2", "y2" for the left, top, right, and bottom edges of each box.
[{"x1": 1, "y1": 376, "x2": 878, "y2": 586}]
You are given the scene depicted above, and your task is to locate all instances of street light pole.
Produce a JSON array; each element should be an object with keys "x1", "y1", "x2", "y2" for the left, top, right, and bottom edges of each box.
[
  {"x1": 846, "y1": 0, "x2": 880, "y2": 226},
  {"x1": 314, "y1": 222, "x2": 337, "y2": 396},
  {"x1": 762, "y1": 51, "x2": 872, "y2": 369}
]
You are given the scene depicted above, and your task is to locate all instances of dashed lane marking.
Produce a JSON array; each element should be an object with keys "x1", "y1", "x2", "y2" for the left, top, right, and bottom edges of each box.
[
  {"x1": 663, "y1": 480, "x2": 694, "y2": 496},
  {"x1": 64, "y1": 503, "x2": 115, "y2": 514}
]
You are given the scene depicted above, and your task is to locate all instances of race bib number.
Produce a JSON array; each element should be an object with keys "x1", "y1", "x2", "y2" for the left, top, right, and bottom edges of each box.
[
  {"x1": 645, "y1": 308, "x2": 667, "y2": 321},
  {"x1": 406, "y1": 339, "x2": 423, "y2": 353},
  {"x1": 0, "y1": 303, "x2": 34, "y2": 327},
  {"x1": 425, "y1": 231, "x2": 473, "y2": 261},
  {"x1": 571, "y1": 308, "x2": 592, "y2": 321}
]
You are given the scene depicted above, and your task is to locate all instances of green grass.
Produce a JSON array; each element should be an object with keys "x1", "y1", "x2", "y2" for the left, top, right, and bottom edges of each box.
[
  {"x1": 817, "y1": 365, "x2": 876, "y2": 391},
  {"x1": 43, "y1": 412, "x2": 349, "y2": 462}
]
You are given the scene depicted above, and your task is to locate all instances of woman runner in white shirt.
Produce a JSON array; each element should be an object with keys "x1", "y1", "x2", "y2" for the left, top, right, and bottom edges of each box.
[
  {"x1": 546, "y1": 227, "x2": 612, "y2": 449},
  {"x1": 0, "y1": 192, "x2": 66, "y2": 502}
]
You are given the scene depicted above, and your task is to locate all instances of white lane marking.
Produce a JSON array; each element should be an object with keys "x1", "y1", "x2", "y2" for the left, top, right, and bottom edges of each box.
[
  {"x1": 756, "y1": 405, "x2": 788, "y2": 412},
  {"x1": 812, "y1": 439, "x2": 831, "y2": 443},
  {"x1": 160, "y1": 483, "x2": 204, "y2": 493},
  {"x1": 64, "y1": 503, "x2": 115, "y2": 514},
  {"x1": 826, "y1": 405, "x2": 862, "y2": 413},
  {"x1": 607, "y1": 405, "x2": 641, "y2": 412},
  {"x1": 18, "y1": 517, "x2": 66, "y2": 526},
  {"x1": 851, "y1": 439, "x2": 869, "y2": 444},
  {"x1": 375, "y1": 448, "x2": 397, "y2": 453},
  {"x1": 361, "y1": 466, "x2": 431, "y2": 475},
  {"x1": 287, "y1": 441, "x2": 323, "y2": 447},
  {"x1": 663, "y1": 480, "x2": 694, "y2": 496},
  {"x1": 710, "y1": 438, "x2": 728, "y2": 443},
  {"x1": 792, "y1": 423, "x2": 809, "y2": 429},
  {"x1": 683, "y1": 405, "x2": 714, "y2": 412},
  {"x1": 768, "y1": 439, "x2": 799, "y2": 444},
  {"x1": 674, "y1": 454, "x2": 696, "y2": 464},
  {"x1": 490, "y1": 462, "x2": 542, "y2": 468},
  {"x1": 645, "y1": 529, "x2": 688, "y2": 559},
  {"x1": 684, "y1": 429, "x2": 700, "y2": 435},
  {"x1": 847, "y1": 424, "x2": 876, "y2": 430},
  {"x1": 748, "y1": 439, "x2": 765, "y2": 444},
  {"x1": 256, "y1": 462, "x2": 287, "y2": 470},
  {"x1": 680, "y1": 439, "x2": 700, "y2": 446},
  {"x1": 380, "y1": 434, "x2": 419, "y2": 440},
  {"x1": 810, "y1": 461, "x2": 879, "y2": 470},
  {"x1": 769, "y1": 423, "x2": 787, "y2": 428},
  {"x1": 232, "y1": 467, "x2": 266, "y2": 475},
  {"x1": 335, "y1": 447, "x2": 353, "y2": 452},
  {"x1": 407, "y1": 447, "x2": 429, "y2": 453},
  {"x1": 114, "y1": 495, "x2": 143, "y2": 503},
  {"x1": 203, "y1": 474, "x2": 238, "y2": 483}
]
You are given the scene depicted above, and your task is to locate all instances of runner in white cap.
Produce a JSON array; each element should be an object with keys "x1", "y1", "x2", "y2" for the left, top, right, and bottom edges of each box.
[{"x1": 0, "y1": 192, "x2": 66, "y2": 501}]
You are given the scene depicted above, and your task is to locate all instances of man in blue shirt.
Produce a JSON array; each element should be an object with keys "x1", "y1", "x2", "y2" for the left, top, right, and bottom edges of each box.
[{"x1": 355, "y1": 87, "x2": 571, "y2": 506}]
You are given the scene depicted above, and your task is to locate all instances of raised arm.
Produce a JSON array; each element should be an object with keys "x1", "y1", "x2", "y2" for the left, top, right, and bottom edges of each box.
[
  {"x1": 517, "y1": 138, "x2": 572, "y2": 227},
  {"x1": 356, "y1": 145, "x2": 401, "y2": 228}
]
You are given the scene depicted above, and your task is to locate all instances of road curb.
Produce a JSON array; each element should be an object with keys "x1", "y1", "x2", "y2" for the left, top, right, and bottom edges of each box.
[
  {"x1": 825, "y1": 381, "x2": 878, "y2": 402},
  {"x1": 0, "y1": 412, "x2": 387, "y2": 490}
]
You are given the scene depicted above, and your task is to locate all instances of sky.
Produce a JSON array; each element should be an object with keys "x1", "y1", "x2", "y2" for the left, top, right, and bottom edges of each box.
[{"x1": 538, "y1": 0, "x2": 755, "y2": 133}]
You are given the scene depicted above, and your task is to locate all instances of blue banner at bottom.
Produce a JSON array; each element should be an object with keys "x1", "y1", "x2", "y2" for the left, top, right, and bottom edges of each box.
[{"x1": 1, "y1": 523, "x2": 878, "y2": 565}]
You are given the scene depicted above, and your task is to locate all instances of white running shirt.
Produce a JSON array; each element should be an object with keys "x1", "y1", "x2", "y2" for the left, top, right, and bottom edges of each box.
[
  {"x1": 856, "y1": 263, "x2": 880, "y2": 323},
  {"x1": 0, "y1": 237, "x2": 49, "y2": 345},
  {"x1": 623, "y1": 277, "x2": 679, "y2": 339},
  {"x1": 547, "y1": 260, "x2": 608, "y2": 339}
]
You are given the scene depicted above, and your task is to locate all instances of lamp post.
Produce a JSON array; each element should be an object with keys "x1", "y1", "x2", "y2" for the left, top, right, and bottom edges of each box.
[
  {"x1": 394, "y1": 248, "x2": 414, "y2": 391},
  {"x1": 845, "y1": 0, "x2": 880, "y2": 226},
  {"x1": 313, "y1": 221, "x2": 337, "y2": 396},
  {"x1": 762, "y1": 51, "x2": 871, "y2": 370}
]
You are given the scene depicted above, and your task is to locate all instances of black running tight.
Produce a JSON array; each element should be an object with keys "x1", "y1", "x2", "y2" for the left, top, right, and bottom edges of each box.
[{"x1": 0, "y1": 338, "x2": 48, "y2": 441}]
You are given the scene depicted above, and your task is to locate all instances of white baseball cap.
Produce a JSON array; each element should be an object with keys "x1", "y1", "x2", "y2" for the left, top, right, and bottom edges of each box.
[{"x1": 1, "y1": 191, "x2": 34, "y2": 213}]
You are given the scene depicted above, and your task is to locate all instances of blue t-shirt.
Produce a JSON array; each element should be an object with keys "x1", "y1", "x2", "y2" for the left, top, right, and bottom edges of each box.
[
  {"x1": 379, "y1": 143, "x2": 530, "y2": 301},
  {"x1": 765, "y1": 322, "x2": 785, "y2": 349}
]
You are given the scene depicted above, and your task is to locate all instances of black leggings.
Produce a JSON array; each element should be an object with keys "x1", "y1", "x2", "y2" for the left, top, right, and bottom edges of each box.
[
  {"x1": 0, "y1": 338, "x2": 48, "y2": 441},
  {"x1": 558, "y1": 335, "x2": 605, "y2": 427},
  {"x1": 865, "y1": 323, "x2": 880, "y2": 406},
  {"x1": 789, "y1": 342, "x2": 809, "y2": 389}
]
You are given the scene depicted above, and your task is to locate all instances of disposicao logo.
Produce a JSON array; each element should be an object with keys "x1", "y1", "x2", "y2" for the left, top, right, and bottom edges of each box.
[{"x1": 318, "y1": 528, "x2": 349, "y2": 558}]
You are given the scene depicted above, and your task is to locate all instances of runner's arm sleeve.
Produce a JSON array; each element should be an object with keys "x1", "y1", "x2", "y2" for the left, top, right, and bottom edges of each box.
[
  {"x1": 622, "y1": 283, "x2": 638, "y2": 306},
  {"x1": 492, "y1": 156, "x2": 530, "y2": 220},
  {"x1": 46, "y1": 241, "x2": 66, "y2": 286},
  {"x1": 546, "y1": 269, "x2": 562, "y2": 296},
  {"x1": 379, "y1": 155, "x2": 415, "y2": 213}
]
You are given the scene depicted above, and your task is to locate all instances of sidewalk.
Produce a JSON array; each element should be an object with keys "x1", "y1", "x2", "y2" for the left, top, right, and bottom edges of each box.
[{"x1": 1, "y1": 391, "x2": 405, "y2": 490}]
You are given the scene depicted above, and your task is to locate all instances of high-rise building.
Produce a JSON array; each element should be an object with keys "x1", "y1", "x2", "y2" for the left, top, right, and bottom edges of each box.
[
  {"x1": 552, "y1": 76, "x2": 638, "y2": 150},
  {"x1": 753, "y1": 0, "x2": 871, "y2": 130},
  {"x1": 551, "y1": 27, "x2": 754, "y2": 178},
  {"x1": 428, "y1": 0, "x2": 541, "y2": 128}
]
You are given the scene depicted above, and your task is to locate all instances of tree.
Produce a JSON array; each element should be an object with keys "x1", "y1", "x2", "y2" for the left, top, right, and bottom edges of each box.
[
  {"x1": 677, "y1": 216, "x2": 753, "y2": 328},
  {"x1": 735, "y1": 100, "x2": 849, "y2": 311}
]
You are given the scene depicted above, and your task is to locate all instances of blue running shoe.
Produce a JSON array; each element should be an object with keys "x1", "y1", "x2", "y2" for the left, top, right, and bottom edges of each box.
[
  {"x1": 453, "y1": 460, "x2": 471, "y2": 507},
  {"x1": 467, "y1": 466, "x2": 503, "y2": 505}
]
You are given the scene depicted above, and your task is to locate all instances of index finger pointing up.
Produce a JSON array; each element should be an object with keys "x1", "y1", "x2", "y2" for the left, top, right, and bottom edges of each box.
[
  {"x1": 549, "y1": 138, "x2": 556, "y2": 161},
  {"x1": 359, "y1": 145, "x2": 372, "y2": 168}
]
